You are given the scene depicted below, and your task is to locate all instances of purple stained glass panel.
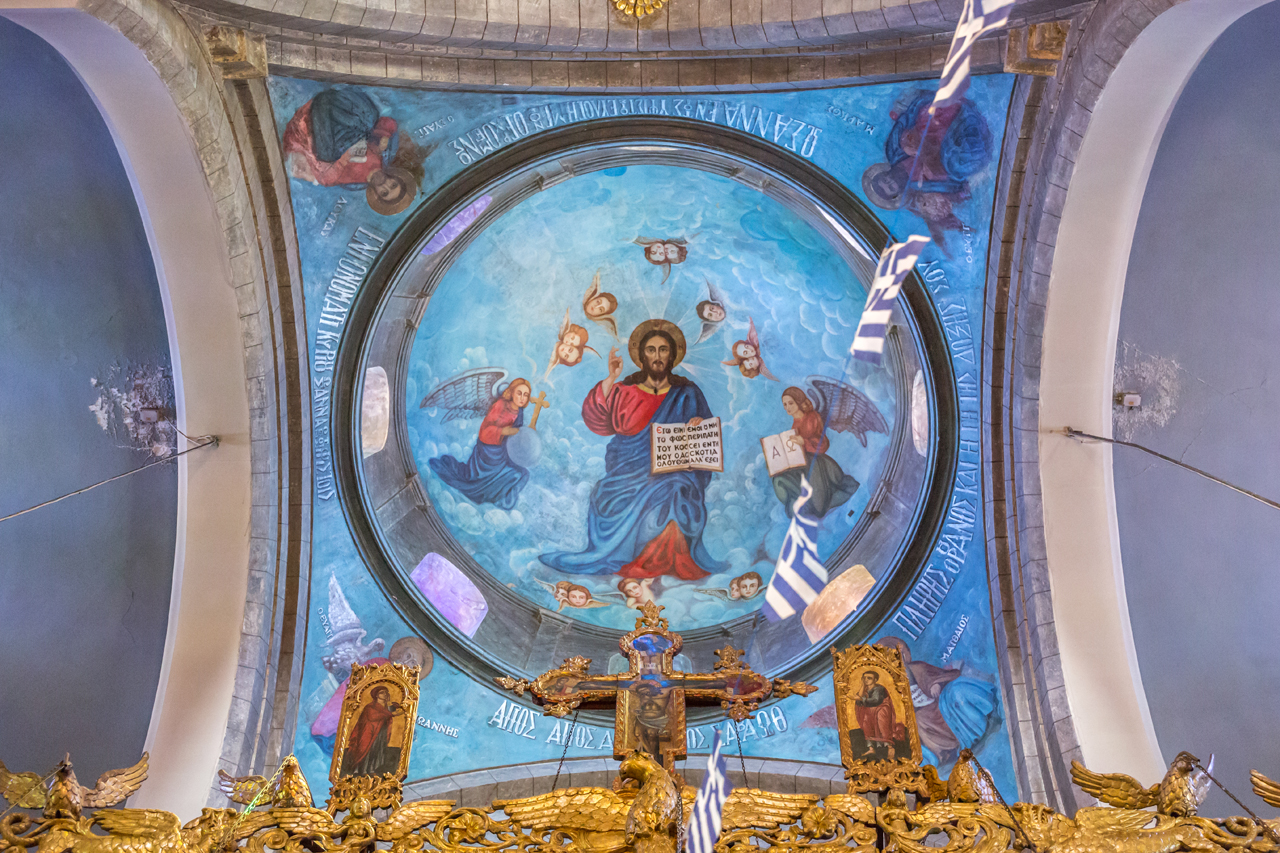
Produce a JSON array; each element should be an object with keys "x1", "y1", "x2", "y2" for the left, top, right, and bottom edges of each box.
[{"x1": 410, "y1": 552, "x2": 489, "y2": 637}]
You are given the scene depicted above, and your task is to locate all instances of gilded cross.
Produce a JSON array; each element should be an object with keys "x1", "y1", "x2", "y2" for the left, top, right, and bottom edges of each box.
[
  {"x1": 495, "y1": 603, "x2": 817, "y2": 771},
  {"x1": 527, "y1": 391, "x2": 550, "y2": 429}
]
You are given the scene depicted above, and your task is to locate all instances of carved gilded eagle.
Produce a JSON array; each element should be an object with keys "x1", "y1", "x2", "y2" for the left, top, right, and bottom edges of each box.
[
  {"x1": 217, "y1": 756, "x2": 313, "y2": 808},
  {"x1": 496, "y1": 752, "x2": 677, "y2": 853},
  {"x1": 1070, "y1": 752, "x2": 1211, "y2": 817},
  {"x1": 0, "y1": 753, "x2": 149, "y2": 819}
]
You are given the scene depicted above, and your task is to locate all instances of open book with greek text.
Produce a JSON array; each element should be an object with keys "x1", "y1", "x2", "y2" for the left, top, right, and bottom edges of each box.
[
  {"x1": 650, "y1": 417, "x2": 724, "y2": 474},
  {"x1": 760, "y1": 429, "x2": 807, "y2": 476}
]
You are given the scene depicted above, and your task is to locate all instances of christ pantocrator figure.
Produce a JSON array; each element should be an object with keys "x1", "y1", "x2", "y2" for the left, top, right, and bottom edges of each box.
[{"x1": 540, "y1": 320, "x2": 726, "y2": 581}]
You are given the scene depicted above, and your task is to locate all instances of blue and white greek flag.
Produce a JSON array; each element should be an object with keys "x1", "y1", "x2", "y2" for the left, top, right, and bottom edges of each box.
[
  {"x1": 761, "y1": 476, "x2": 828, "y2": 622},
  {"x1": 687, "y1": 730, "x2": 733, "y2": 853},
  {"x1": 851, "y1": 235, "x2": 931, "y2": 365},
  {"x1": 932, "y1": 0, "x2": 1016, "y2": 112}
]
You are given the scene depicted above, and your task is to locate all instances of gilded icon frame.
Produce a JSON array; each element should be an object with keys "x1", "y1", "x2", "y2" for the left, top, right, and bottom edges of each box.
[
  {"x1": 330, "y1": 662, "x2": 421, "y2": 784},
  {"x1": 832, "y1": 644, "x2": 928, "y2": 795}
]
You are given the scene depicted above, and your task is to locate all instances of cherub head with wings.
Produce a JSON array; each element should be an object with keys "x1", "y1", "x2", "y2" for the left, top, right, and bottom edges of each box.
[
  {"x1": 722, "y1": 316, "x2": 778, "y2": 381},
  {"x1": 634, "y1": 237, "x2": 688, "y2": 284},
  {"x1": 535, "y1": 579, "x2": 620, "y2": 611},
  {"x1": 582, "y1": 269, "x2": 620, "y2": 340},
  {"x1": 694, "y1": 570, "x2": 764, "y2": 602},
  {"x1": 544, "y1": 309, "x2": 599, "y2": 382},
  {"x1": 693, "y1": 279, "x2": 728, "y2": 345}
]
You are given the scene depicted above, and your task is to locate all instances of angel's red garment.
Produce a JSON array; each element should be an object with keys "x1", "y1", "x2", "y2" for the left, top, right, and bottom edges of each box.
[
  {"x1": 791, "y1": 410, "x2": 831, "y2": 454},
  {"x1": 428, "y1": 400, "x2": 528, "y2": 510}
]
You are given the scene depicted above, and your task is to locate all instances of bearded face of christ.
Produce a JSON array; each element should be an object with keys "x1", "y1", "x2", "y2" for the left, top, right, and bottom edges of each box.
[{"x1": 640, "y1": 332, "x2": 674, "y2": 383}]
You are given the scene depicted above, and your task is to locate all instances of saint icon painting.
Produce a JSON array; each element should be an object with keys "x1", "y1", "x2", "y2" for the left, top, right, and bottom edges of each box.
[{"x1": 330, "y1": 662, "x2": 420, "y2": 782}]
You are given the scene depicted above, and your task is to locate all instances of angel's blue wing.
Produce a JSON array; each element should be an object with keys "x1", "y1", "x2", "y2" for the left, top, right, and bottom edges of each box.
[
  {"x1": 806, "y1": 376, "x2": 890, "y2": 448},
  {"x1": 419, "y1": 368, "x2": 507, "y2": 422}
]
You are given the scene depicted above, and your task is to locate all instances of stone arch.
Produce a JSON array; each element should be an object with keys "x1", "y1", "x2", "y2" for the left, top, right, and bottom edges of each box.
[
  {"x1": 982, "y1": 0, "x2": 1271, "y2": 811},
  {"x1": 2, "y1": 0, "x2": 312, "y2": 817}
]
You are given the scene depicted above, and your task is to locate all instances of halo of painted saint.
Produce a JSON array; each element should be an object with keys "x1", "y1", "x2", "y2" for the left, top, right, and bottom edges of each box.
[{"x1": 403, "y1": 164, "x2": 914, "y2": 632}]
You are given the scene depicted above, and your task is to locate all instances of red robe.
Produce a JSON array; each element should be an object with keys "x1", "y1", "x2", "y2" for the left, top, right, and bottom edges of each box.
[
  {"x1": 582, "y1": 382, "x2": 668, "y2": 437},
  {"x1": 855, "y1": 684, "x2": 904, "y2": 745},
  {"x1": 792, "y1": 410, "x2": 830, "y2": 454},
  {"x1": 282, "y1": 100, "x2": 397, "y2": 187},
  {"x1": 343, "y1": 701, "x2": 396, "y2": 774},
  {"x1": 478, "y1": 399, "x2": 520, "y2": 445},
  {"x1": 579, "y1": 382, "x2": 708, "y2": 580}
]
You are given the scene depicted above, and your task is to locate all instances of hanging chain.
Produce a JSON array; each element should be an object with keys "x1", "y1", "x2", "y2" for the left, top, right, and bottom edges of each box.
[
  {"x1": 550, "y1": 709, "x2": 581, "y2": 792},
  {"x1": 221, "y1": 754, "x2": 294, "y2": 849},
  {"x1": 734, "y1": 719, "x2": 749, "y2": 787},
  {"x1": 0, "y1": 763, "x2": 63, "y2": 822},
  {"x1": 1194, "y1": 759, "x2": 1280, "y2": 846},
  {"x1": 968, "y1": 752, "x2": 1038, "y2": 853}
]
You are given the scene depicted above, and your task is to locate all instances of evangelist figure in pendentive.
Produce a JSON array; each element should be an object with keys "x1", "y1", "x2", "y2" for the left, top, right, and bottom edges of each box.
[
  {"x1": 540, "y1": 320, "x2": 726, "y2": 580},
  {"x1": 422, "y1": 371, "x2": 533, "y2": 510}
]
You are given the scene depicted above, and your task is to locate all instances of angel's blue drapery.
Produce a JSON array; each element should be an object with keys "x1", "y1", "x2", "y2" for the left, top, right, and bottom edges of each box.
[
  {"x1": 539, "y1": 383, "x2": 727, "y2": 575},
  {"x1": 772, "y1": 453, "x2": 859, "y2": 518},
  {"x1": 428, "y1": 408, "x2": 527, "y2": 510}
]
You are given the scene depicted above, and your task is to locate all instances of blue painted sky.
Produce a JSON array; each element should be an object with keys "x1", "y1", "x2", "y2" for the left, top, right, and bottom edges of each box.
[{"x1": 406, "y1": 165, "x2": 896, "y2": 630}]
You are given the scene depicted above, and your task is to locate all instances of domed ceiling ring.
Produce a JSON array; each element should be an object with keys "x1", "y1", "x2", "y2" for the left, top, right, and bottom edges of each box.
[{"x1": 330, "y1": 118, "x2": 958, "y2": 722}]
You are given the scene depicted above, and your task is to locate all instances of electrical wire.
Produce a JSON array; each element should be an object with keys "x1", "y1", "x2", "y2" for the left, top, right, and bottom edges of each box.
[
  {"x1": 0, "y1": 436, "x2": 218, "y2": 524},
  {"x1": 1062, "y1": 428, "x2": 1280, "y2": 512}
]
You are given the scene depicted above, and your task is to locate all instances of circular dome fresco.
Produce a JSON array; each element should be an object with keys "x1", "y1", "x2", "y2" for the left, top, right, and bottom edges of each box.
[{"x1": 338, "y1": 122, "x2": 955, "y2": 693}]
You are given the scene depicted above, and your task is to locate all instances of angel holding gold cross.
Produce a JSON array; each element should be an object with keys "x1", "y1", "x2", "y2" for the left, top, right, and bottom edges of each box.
[{"x1": 421, "y1": 368, "x2": 550, "y2": 510}]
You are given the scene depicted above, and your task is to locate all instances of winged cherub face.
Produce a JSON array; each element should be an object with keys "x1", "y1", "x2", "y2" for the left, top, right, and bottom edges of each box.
[
  {"x1": 728, "y1": 578, "x2": 741, "y2": 600},
  {"x1": 557, "y1": 341, "x2": 581, "y2": 363},
  {"x1": 742, "y1": 356, "x2": 761, "y2": 372},
  {"x1": 738, "y1": 574, "x2": 761, "y2": 598},
  {"x1": 566, "y1": 587, "x2": 590, "y2": 608},
  {"x1": 644, "y1": 243, "x2": 668, "y2": 263},
  {"x1": 662, "y1": 242, "x2": 686, "y2": 263},
  {"x1": 563, "y1": 330, "x2": 583, "y2": 348},
  {"x1": 586, "y1": 295, "x2": 613, "y2": 317},
  {"x1": 698, "y1": 302, "x2": 726, "y2": 323},
  {"x1": 733, "y1": 341, "x2": 757, "y2": 360}
]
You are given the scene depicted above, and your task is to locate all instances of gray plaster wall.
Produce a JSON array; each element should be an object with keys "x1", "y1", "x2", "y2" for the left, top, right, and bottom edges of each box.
[
  {"x1": 0, "y1": 17, "x2": 176, "y2": 779},
  {"x1": 1114, "y1": 0, "x2": 1280, "y2": 816}
]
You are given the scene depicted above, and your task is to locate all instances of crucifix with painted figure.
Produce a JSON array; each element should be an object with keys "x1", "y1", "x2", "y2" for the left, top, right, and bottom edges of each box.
[{"x1": 494, "y1": 603, "x2": 818, "y2": 771}]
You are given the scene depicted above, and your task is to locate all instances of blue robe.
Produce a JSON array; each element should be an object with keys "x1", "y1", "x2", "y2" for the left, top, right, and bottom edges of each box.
[
  {"x1": 541, "y1": 382, "x2": 727, "y2": 575},
  {"x1": 429, "y1": 409, "x2": 528, "y2": 510}
]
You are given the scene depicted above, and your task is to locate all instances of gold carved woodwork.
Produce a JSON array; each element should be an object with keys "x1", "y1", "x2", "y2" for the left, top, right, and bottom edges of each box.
[
  {"x1": 7, "y1": 758, "x2": 1280, "y2": 853},
  {"x1": 330, "y1": 662, "x2": 421, "y2": 785},
  {"x1": 10, "y1": 644, "x2": 1280, "y2": 853},
  {"x1": 495, "y1": 603, "x2": 815, "y2": 771},
  {"x1": 611, "y1": 0, "x2": 664, "y2": 20},
  {"x1": 832, "y1": 644, "x2": 931, "y2": 798}
]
